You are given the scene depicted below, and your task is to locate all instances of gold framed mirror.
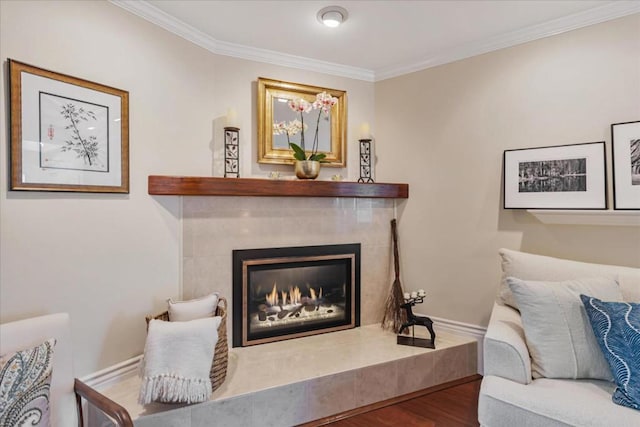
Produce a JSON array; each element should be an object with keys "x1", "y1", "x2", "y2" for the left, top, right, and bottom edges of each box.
[{"x1": 258, "y1": 77, "x2": 347, "y2": 167}]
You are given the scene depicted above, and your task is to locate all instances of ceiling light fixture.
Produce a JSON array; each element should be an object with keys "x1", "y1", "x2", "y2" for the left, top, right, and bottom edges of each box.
[{"x1": 317, "y1": 6, "x2": 348, "y2": 28}]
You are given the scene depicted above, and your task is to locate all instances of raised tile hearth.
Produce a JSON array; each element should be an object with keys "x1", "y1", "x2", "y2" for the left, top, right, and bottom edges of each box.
[
  {"x1": 101, "y1": 190, "x2": 479, "y2": 426},
  {"x1": 92, "y1": 325, "x2": 477, "y2": 427}
]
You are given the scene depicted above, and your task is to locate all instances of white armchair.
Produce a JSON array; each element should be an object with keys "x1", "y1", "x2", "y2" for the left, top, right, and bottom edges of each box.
[{"x1": 0, "y1": 313, "x2": 133, "y2": 427}]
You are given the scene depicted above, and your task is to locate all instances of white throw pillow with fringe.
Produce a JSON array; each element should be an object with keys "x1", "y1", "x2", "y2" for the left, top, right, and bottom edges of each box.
[{"x1": 139, "y1": 316, "x2": 221, "y2": 405}]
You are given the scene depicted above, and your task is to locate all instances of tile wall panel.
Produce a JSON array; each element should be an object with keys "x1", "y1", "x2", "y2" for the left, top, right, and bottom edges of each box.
[{"x1": 182, "y1": 196, "x2": 396, "y2": 339}]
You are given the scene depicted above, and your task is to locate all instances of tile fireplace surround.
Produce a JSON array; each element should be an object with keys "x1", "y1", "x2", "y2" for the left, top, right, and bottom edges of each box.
[
  {"x1": 182, "y1": 196, "x2": 396, "y2": 334},
  {"x1": 93, "y1": 195, "x2": 478, "y2": 426}
]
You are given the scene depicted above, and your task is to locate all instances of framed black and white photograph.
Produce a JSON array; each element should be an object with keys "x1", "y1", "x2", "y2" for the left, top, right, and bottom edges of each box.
[
  {"x1": 503, "y1": 141, "x2": 606, "y2": 209},
  {"x1": 9, "y1": 59, "x2": 129, "y2": 193},
  {"x1": 611, "y1": 121, "x2": 640, "y2": 210}
]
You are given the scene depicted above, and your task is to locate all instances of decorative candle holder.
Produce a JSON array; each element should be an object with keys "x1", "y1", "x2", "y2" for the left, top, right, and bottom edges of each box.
[
  {"x1": 397, "y1": 292, "x2": 436, "y2": 349},
  {"x1": 358, "y1": 139, "x2": 374, "y2": 183},
  {"x1": 224, "y1": 126, "x2": 240, "y2": 178}
]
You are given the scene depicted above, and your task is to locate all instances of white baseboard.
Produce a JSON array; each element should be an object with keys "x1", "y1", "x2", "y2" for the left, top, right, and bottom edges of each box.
[
  {"x1": 421, "y1": 314, "x2": 487, "y2": 376},
  {"x1": 79, "y1": 355, "x2": 142, "y2": 391}
]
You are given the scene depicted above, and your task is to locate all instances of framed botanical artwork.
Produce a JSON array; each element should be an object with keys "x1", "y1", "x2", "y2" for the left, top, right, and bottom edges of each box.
[
  {"x1": 503, "y1": 141, "x2": 607, "y2": 209},
  {"x1": 611, "y1": 121, "x2": 640, "y2": 210},
  {"x1": 9, "y1": 59, "x2": 129, "y2": 193}
]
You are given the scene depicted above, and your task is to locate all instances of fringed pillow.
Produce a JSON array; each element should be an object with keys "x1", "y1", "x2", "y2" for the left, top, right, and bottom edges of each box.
[
  {"x1": 139, "y1": 316, "x2": 221, "y2": 405},
  {"x1": 0, "y1": 339, "x2": 56, "y2": 427}
]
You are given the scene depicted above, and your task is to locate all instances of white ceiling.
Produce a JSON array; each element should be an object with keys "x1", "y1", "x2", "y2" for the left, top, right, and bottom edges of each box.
[{"x1": 114, "y1": 0, "x2": 640, "y2": 81}]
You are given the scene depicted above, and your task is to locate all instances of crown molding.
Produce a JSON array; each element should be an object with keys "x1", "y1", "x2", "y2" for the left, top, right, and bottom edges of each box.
[
  {"x1": 213, "y1": 39, "x2": 374, "y2": 81},
  {"x1": 111, "y1": 1, "x2": 638, "y2": 83},
  {"x1": 375, "y1": 2, "x2": 640, "y2": 81},
  {"x1": 110, "y1": 0, "x2": 217, "y2": 51},
  {"x1": 109, "y1": 0, "x2": 375, "y2": 82}
]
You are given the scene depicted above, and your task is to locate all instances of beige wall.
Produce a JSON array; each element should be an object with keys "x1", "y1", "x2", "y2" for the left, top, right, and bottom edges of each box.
[
  {"x1": 2, "y1": 0, "x2": 638, "y2": 375},
  {"x1": 375, "y1": 14, "x2": 640, "y2": 327},
  {"x1": 0, "y1": 1, "x2": 373, "y2": 375}
]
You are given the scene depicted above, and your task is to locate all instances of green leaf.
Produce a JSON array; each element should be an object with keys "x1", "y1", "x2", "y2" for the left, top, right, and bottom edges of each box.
[
  {"x1": 289, "y1": 143, "x2": 308, "y2": 161},
  {"x1": 309, "y1": 153, "x2": 326, "y2": 161}
]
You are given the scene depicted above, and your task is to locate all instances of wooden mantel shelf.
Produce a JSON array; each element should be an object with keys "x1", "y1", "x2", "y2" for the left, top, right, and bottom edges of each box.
[{"x1": 148, "y1": 176, "x2": 409, "y2": 199}]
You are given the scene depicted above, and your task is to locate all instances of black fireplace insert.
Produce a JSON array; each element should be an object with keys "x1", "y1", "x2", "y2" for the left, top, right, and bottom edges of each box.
[{"x1": 232, "y1": 244, "x2": 361, "y2": 347}]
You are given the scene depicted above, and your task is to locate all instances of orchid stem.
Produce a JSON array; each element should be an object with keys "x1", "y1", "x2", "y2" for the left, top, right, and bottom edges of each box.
[
  {"x1": 312, "y1": 110, "x2": 322, "y2": 157},
  {"x1": 300, "y1": 113, "x2": 305, "y2": 155}
]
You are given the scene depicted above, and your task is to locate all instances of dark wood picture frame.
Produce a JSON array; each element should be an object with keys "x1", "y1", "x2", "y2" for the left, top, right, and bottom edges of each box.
[{"x1": 9, "y1": 59, "x2": 129, "y2": 193}]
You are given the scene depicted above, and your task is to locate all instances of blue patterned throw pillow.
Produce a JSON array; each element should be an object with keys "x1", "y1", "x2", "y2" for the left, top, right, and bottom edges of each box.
[
  {"x1": 580, "y1": 295, "x2": 640, "y2": 410},
  {"x1": 0, "y1": 339, "x2": 56, "y2": 426}
]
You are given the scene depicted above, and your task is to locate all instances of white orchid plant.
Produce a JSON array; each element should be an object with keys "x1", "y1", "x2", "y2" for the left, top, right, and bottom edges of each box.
[{"x1": 273, "y1": 91, "x2": 338, "y2": 162}]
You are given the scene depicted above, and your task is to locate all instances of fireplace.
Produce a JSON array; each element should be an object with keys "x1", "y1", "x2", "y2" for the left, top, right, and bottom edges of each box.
[{"x1": 232, "y1": 244, "x2": 361, "y2": 347}]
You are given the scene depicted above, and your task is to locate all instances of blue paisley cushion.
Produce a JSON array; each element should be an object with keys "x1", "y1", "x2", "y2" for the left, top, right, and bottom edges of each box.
[
  {"x1": 581, "y1": 295, "x2": 640, "y2": 411},
  {"x1": 0, "y1": 339, "x2": 56, "y2": 427}
]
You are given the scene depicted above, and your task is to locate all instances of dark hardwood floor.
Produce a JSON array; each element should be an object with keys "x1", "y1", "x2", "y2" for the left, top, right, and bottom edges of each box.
[{"x1": 314, "y1": 378, "x2": 481, "y2": 427}]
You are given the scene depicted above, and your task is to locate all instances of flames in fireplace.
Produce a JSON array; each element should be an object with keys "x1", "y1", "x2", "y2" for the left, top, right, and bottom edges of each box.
[
  {"x1": 255, "y1": 282, "x2": 339, "y2": 328},
  {"x1": 264, "y1": 283, "x2": 314, "y2": 307},
  {"x1": 264, "y1": 283, "x2": 325, "y2": 307},
  {"x1": 310, "y1": 287, "x2": 322, "y2": 301}
]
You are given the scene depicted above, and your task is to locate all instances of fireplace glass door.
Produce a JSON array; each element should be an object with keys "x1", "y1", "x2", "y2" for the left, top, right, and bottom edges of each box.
[{"x1": 232, "y1": 244, "x2": 360, "y2": 347}]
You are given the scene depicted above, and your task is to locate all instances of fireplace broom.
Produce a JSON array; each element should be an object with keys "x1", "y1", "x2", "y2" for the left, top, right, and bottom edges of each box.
[{"x1": 381, "y1": 218, "x2": 408, "y2": 333}]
